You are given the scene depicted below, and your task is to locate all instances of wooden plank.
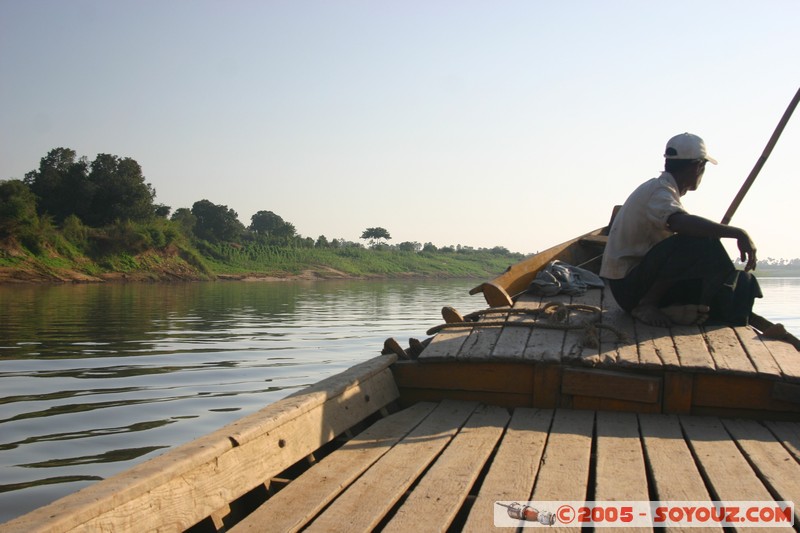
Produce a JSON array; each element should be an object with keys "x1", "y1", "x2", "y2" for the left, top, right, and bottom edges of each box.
[
  {"x1": 566, "y1": 288, "x2": 603, "y2": 364},
  {"x1": 461, "y1": 325, "x2": 505, "y2": 360},
  {"x1": 397, "y1": 388, "x2": 532, "y2": 409},
  {"x1": 571, "y1": 396, "x2": 661, "y2": 414},
  {"x1": 663, "y1": 372, "x2": 693, "y2": 414},
  {"x1": 531, "y1": 409, "x2": 594, "y2": 502},
  {"x1": 231, "y1": 402, "x2": 437, "y2": 533},
  {"x1": 523, "y1": 410, "x2": 591, "y2": 531},
  {"x1": 772, "y1": 382, "x2": 800, "y2": 405},
  {"x1": 460, "y1": 308, "x2": 507, "y2": 360},
  {"x1": 419, "y1": 325, "x2": 472, "y2": 360},
  {"x1": 595, "y1": 412, "x2": 649, "y2": 501},
  {"x1": 382, "y1": 405, "x2": 510, "y2": 533},
  {"x1": 561, "y1": 367, "x2": 660, "y2": 404},
  {"x1": 462, "y1": 408, "x2": 554, "y2": 533},
  {"x1": 593, "y1": 413, "x2": 653, "y2": 533},
  {"x1": 691, "y1": 406, "x2": 800, "y2": 422},
  {"x1": 721, "y1": 418, "x2": 800, "y2": 507},
  {"x1": 679, "y1": 416, "x2": 776, "y2": 502},
  {"x1": 533, "y1": 364, "x2": 561, "y2": 408},
  {"x1": 391, "y1": 362, "x2": 535, "y2": 395},
  {"x1": 492, "y1": 295, "x2": 539, "y2": 359},
  {"x1": 525, "y1": 294, "x2": 572, "y2": 363},
  {"x1": 636, "y1": 321, "x2": 680, "y2": 368},
  {"x1": 734, "y1": 326, "x2": 783, "y2": 379},
  {"x1": 762, "y1": 335, "x2": 800, "y2": 382},
  {"x1": 692, "y1": 374, "x2": 799, "y2": 413},
  {"x1": 597, "y1": 287, "x2": 640, "y2": 368},
  {"x1": 305, "y1": 400, "x2": 478, "y2": 532},
  {"x1": 671, "y1": 325, "x2": 715, "y2": 371},
  {"x1": 702, "y1": 324, "x2": 755, "y2": 375},
  {"x1": 3, "y1": 355, "x2": 399, "y2": 533},
  {"x1": 633, "y1": 325, "x2": 664, "y2": 368},
  {"x1": 639, "y1": 414, "x2": 721, "y2": 533},
  {"x1": 764, "y1": 421, "x2": 800, "y2": 462}
]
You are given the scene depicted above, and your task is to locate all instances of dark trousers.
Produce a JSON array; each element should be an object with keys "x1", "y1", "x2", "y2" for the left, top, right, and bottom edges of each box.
[{"x1": 607, "y1": 235, "x2": 761, "y2": 326}]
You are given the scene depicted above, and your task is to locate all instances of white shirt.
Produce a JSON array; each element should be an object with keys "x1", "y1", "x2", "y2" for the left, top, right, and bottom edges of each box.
[{"x1": 600, "y1": 172, "x2": 686, "y2": 279}]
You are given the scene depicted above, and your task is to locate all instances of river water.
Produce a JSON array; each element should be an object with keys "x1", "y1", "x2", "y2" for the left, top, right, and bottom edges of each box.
[{"x1": 0, "y1": 277, "x2": 798, "y2": 523}]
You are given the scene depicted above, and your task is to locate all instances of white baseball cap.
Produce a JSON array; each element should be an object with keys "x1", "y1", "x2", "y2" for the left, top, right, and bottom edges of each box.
[{"x1": 664, "y1": 132, "x2": 717, "y2": 164}]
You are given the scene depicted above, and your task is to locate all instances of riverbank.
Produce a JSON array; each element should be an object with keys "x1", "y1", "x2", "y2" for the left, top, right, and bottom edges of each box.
[
  {"x1": 3, "y1": 240, "x2": 798, "y2": 285},
  {"x1": 0, "y1": 242, "x2": 523, "y2": 284},
  {"x1": 0, "y1": 257, "x2": 354, "y2": 284},
  {"x1": 0, "y1": 247, "x2": 205, "y2": 284}
]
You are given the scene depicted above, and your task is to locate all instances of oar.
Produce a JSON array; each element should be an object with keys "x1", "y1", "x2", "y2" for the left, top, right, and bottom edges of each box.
[
  {"x1": 721, "y1": 86, "x2": 800, "y2": 225},
  {"x1": 718, "y1": 87, "x2": 800, "y2": 351}
]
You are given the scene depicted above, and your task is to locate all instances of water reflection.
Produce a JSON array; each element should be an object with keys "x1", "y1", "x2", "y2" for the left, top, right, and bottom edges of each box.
[
  {"x1": 0, "y1": 420, "x2": 176, "y2": 451},
  {"x1": 18, "y1": 446, "x2": 169, "y2": 468},
  {"x1": 0, "y1": 279, "x2": 481, "y2": 523},
  {"x1": 0, "y1": 475, "x2": 104, "y2": 494}
]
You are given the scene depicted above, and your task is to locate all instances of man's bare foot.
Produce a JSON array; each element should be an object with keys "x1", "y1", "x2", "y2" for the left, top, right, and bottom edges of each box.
[
  {"x1": 632, "y1": 303, "x2": 671, "y2": 327},
  {"x1": 661, "y1": 304, "x2": 710, "y2": 325}
]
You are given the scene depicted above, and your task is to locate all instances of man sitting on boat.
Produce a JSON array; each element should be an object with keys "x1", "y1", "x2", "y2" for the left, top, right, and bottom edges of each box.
[{"x1": 600, "y1": 133, "x2": 761, "y2": 327}]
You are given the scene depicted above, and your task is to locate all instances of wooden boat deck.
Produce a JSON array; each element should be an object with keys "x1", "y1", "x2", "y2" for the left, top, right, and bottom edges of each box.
[
  {"x1": 393, "y1": 286, "x2": 800, "y2": 420},
  {"x1": 232, "y1": 400, "x2": 800, "y2": 532}
]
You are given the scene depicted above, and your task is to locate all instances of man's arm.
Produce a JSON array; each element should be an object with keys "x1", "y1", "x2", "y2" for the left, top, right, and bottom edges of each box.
[{"x1": 666, "y1": 212, "x2": 757, "y2": 271}]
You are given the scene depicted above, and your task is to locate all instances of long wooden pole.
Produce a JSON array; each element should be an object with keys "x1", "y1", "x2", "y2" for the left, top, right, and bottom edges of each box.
[
  {"x1": 721, "y1": 86, "x2": 800, "y2": 225},
  {"x1": 722, "y1": 87, "x2": 800, "y2": 350}
]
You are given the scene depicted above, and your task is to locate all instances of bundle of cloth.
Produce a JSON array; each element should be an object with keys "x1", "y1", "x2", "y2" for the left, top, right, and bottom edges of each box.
[{"x1": 526, "y1": 260, "x2": 605, "y2": 297}]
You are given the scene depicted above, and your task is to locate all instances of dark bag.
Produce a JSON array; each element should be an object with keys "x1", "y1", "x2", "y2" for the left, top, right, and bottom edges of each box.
[{"x1": 709, "y1": 270, "x2": 762, "y2": 326}]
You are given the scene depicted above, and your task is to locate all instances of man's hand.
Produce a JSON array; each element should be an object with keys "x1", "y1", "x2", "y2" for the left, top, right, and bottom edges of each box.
[
  {"x1": 737, "y1": 231, "x2": 757, "y2": 272},
  {"x1": 667, "y1": 213, "x2": 758, "y2": 271}
]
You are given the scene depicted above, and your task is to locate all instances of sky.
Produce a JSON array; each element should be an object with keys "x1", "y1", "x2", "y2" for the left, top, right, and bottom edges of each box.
[{"x1": 1, "y1": 1, "x2": 798, "y2": 259}]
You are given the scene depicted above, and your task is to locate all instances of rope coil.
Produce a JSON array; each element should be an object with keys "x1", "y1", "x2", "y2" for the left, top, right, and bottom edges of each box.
[{"x1": 428, "y1": 302, "x2": 628, "y2": 346}]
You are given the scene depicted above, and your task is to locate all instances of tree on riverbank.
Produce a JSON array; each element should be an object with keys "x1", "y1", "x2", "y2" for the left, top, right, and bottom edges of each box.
[
  {"x1": 23, "y1": 148, "x2": 157, "y2": 226},
  {"x1": 361, "y1": 227, "x2": 391, "y2": 248},
  {"x1": 0, "y1": 180, "x2": 38, "y2": 239},
  {"x1": 190, "y1": 200, "x2": 245, "y2": 243},
  {"x1": 249, "y1": 211, "x2": 297, "y2": 244}
]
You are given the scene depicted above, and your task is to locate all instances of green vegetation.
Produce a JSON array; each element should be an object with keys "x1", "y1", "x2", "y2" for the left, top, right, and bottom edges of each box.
[
  {"x1": 201, "y1": 242, "x2": 519, "y2": 279},
  {"x1": 1, "y1": 148, "x2": 525, "y2": 283},
  {"x1": 3, "y1": 147, "x2": 797, "y2": 283}
]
